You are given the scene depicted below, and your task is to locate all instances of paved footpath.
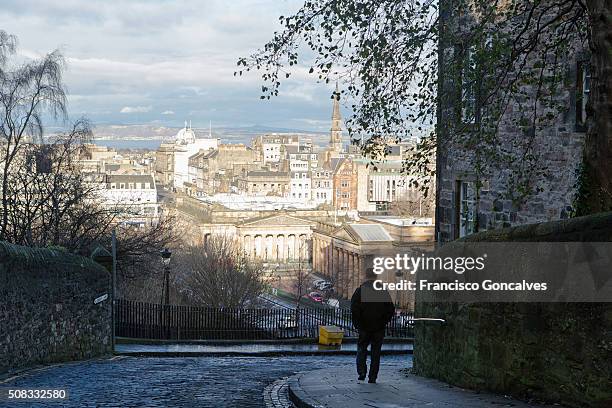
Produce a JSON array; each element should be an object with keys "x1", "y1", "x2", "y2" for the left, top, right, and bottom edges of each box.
[{"x1": 288, "y1": 365, "x2": 558, "y2": 408}]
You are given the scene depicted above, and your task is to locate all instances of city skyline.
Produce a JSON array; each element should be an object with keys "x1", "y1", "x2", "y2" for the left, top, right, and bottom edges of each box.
[{"x1": 0, "y1": 0, "x2": 342, "y2": 132}]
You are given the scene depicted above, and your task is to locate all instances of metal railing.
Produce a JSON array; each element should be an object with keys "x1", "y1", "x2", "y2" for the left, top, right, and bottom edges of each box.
[{"x1": 115, "y1": 299, "x2": 414, "y2": 340}]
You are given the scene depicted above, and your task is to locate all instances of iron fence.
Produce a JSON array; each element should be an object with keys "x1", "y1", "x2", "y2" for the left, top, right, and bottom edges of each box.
[{"x1": 115, "y1": 299, "x2": 413, "y2": 340}]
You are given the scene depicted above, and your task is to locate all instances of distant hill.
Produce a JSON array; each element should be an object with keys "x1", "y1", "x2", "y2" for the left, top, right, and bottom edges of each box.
[{"x1": 89, "y1": 124, "x2": 328, "y2": 145}]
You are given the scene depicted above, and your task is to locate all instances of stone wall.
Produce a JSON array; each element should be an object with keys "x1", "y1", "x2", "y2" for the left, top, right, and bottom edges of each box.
[
  {"x1": 0, "y1": 242, "x2": 112, "y2": 374},
  {"x1": 414, "y1": 212, "x2": 612, "y2": 408},
  {"x1": 435, "y1": 0, "x2": 588, "y2": 243}
]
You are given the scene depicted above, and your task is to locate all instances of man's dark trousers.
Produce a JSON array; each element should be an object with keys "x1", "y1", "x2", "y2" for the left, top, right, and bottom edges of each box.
[{"x1": 356, "y1": 329, "x2": 385, "y2": 381}]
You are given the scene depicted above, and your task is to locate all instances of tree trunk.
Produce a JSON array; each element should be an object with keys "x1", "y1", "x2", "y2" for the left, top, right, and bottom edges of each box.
[{"x1": 584, "y1": 0, "x2": 612, "y2": 213}]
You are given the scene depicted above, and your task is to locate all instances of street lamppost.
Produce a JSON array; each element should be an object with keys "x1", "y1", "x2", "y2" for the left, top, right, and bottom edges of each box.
[
  {"x1": 160, "y1": 248, "x2": 172, "y2": 339},
  {"x1": 160, "y1": 248, "x2": 172, "y2": 305}
]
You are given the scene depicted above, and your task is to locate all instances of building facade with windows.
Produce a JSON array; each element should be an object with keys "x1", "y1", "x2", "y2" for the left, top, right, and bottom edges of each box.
[
  {"x1": 289, "y1": 171, "x2": 312, "y2": 200},
  {"x1": 331, "y1": 158, "x2": 358, "y2": 211},
  {"x1": 311, "y1": 167, "x2": 334, "y2": 206},
  {"x1": 99, "y1": 174, "x2": 159, "y2": 225},
  {"x1": 236, "y1": 170, "x2": 291, "y2": 196},
  {"x1": 435, "y1": 2, "x2": 588, "y2": 243},
  {"x1": 252, "y1": 134, "x2": 300, "y2": 164},
  {"x1": 311, "y1": 218, "x2": 434, "y2": 308}
]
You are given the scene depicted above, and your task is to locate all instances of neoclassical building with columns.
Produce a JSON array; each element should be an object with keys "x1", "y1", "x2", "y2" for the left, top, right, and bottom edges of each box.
[
  {"x1": 200, "y1": 213, "x2": 316, "y2": 263},
  {"x1": 237, "y1": 214, "x2": 316, "y2": 262},
  {"x1": 312, "y1": 218, "x2": 435, "y2": 308},
  {"x1": 312, "y1": 223, "x2": 394, "y2": 299}
]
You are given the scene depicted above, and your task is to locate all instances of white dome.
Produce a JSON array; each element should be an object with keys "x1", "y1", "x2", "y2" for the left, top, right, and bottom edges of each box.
[{"x1": 176, "y1": 121, "x2": 196, "y2": 144}]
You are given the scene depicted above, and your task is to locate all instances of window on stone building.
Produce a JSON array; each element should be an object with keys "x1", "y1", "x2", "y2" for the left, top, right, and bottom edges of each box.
[
  {"x1": 460, "y1": 45, "x2": 478, "y2": 125},
  {"x1": 456, "y1": 181, "x2": 476, "y2": 238},
  {"x1": 576, "y1": 60, "x2": 590, "y2": 131}
]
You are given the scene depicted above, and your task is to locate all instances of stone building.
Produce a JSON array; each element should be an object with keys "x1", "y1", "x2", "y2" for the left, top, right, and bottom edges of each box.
[
  {"x1": 280, "y1": 144, "x2": 320, "y2": 172},
  {"x1": 435, "y1": 1, "x2": 588, "y2": 243},
  {"x1": 331, "y1": 157, "x2": 358, "y2": 211},
  {"x1": 252, "y1": 134, "x2": 300, "y2": 165},
  {"x1": 311, "y1": 217, "x2": 434, "y2": 308},
  {"x1": 98, "y1": 174, "x2": 159, "y2": 226},
  {"x1": 187, "y1": 144, "x2": 259, "y2": 195},
  {"x1": 77, "y1": 144, "x2": 118, "y2": 173},
  {"x1": 154, "y1": 142, "x2": 175, "y2": 187},
  {"x1": 199, "y1": 213, "x2": 316, "y2": 262},
  {"x1": 237, "y1": 214, "x2": 315, "y2": 262},
  {"x1": 154, "y1": 123, "x2": 218, "y2": 191},
  {"x1": 236, "y1": 170, "x2": 291, "y2": 196},
  {"x1": 289, "y1": 170, "x2": 312, "y2": 200},
  {"x1": 311, "y1": 167, "x2": 334, "y2": 206}
]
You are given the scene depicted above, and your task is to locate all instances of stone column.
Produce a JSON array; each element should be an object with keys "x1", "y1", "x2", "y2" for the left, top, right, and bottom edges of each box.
[
  {"x1": 326, "y1": 241, "x2": 331, "y2": 278},
  {"x1": 339, "y1": 249, "x2": 346, "y2": 298},
  {"x1": 333, "y1": 247, "x2": 339, "y2": 285},
  {"x1": 347, "y1": 252, "x2": 354, "y2": 296},
  {"x1": 288, "y1": 235, "x2": 295, "y2": 260},
  {"x1": 271, "y1": 235, "x2": 278, "y2": 261},
  {"x1": 254, "y1": 235, "x2": 261, "y2": 259},
  {"x1": 316, "y1": 238, "x2": 322, "y2": 273},
  {"x1": 353, "y1": 254, "x2": 359, "y2": 293},
  {"x1": 313, "y1": 236, "x2": 319, "y2": 272},
  {"x1": 328, "y1": 242, "x2": 334, "y2": 278},
  {"x1": 323, "y1": 241, "x2": 328, "y2": 277},
  {"x1": 276, "y1": 235, "x2": 283, "y2": 262},
  {"x1": 265, "y1": 235, "x2": 273, "y2": 260},
  {"x1": 243, "y1": 235, "x2": 249, "y2": 258}
]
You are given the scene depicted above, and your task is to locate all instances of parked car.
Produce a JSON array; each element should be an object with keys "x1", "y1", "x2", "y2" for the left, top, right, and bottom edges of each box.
[
  {"x1": 325, "y1": 298, "x2": 340, "y2": 308},
  {"x1": 318, "y1": 282, "x2": 333, "y2": 291},
  {"x1": 307, "y1": 292, "x2": 323, "y2": 302},
  {"x1": 313, "y1": 280, "x2": 333, "y2": 291}
]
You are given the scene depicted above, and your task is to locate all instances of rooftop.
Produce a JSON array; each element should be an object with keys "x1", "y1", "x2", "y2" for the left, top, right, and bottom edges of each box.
[
  {"x1": 348, "y1": 223, "x2": 393, "y2": 242},
  {"x1": 364, "y1": 216, "x2": 434, "y2": 226}
]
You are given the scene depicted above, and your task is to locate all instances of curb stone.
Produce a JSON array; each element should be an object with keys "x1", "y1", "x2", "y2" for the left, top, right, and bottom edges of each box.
[{"x1": 288, "y1": 373, "x2": 324, "y2": 408}]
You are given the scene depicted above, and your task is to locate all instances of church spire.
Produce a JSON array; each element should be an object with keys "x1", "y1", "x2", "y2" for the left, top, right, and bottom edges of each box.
[
  {"x1": 329, "y1": 82, "x2": 343, "y2": 152},
  {"x1": 331, "y1": 82, "x2": 341, "y2": 128}
]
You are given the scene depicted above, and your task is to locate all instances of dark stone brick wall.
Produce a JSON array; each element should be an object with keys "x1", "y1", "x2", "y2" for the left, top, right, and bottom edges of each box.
[
  {"x1": 0, "y1": 242, "x2": 112, "y2": 374},
  {"x1": 414, "y1": 212, "x2": 612, "y2": 408},
  {"x1": 435, "y1": 0, "x2": 588, "y2": 244}
]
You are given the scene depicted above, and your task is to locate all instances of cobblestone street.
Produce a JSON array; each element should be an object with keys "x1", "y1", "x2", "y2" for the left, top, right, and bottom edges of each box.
[{"x1": 2, "y1": 355, "x2": 408, "y2": 407}]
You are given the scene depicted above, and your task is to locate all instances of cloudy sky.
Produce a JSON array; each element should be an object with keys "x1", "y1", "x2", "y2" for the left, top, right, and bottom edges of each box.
[{"x1": 1, "y1": 0, "x2": 340, "y2": 131}]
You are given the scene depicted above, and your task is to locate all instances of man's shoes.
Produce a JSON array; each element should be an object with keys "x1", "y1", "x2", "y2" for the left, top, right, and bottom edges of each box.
[
  {"x1": 368, "y1": 378, "x2": 376, "y2": 384},
  {"x1": 357, "y1": 376, "x2": 366, "y2": 382}
]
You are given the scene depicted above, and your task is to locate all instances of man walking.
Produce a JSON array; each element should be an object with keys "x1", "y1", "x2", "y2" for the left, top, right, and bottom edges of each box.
[{"x1": 350, "y1": 268, "x2": 395, "y2": 384}]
